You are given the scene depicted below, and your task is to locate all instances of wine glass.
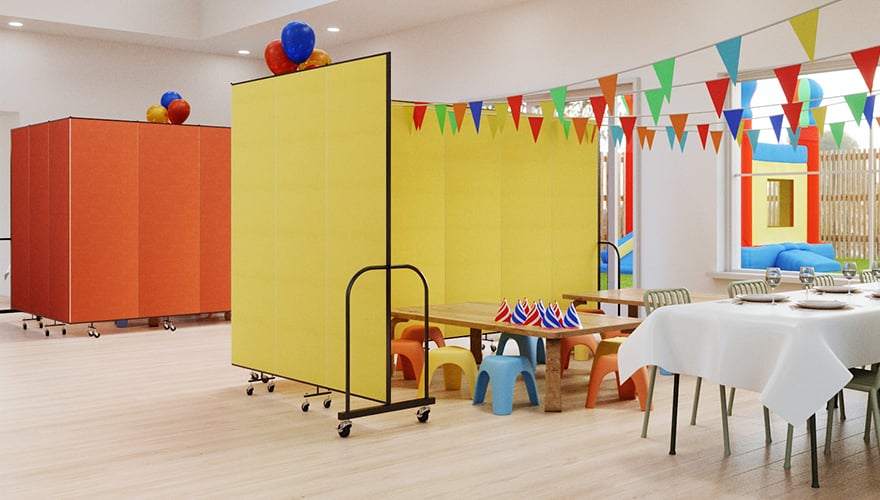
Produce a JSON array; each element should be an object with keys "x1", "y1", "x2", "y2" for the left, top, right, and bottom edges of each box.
[
  {"x1": 765, "y1": 267, "x2": 782, "y2": 305},
  {"x1": 842, "y1": 261, "x2": 857, "y2": 293},
  {"x1": 871, "y1": 260, "x2": 880, "y2": 291},
  {"x1": 799, "y1": 266, "x2": 815, "y2": 300}
]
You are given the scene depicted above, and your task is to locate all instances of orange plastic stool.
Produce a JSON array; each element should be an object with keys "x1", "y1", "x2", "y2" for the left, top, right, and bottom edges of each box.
[
  {"x1": 393, "y1": 325, "x2": 445, "y2": 380},
  {"x1": 585, "y1": 338, "x2": 651, "y2": 410},
  {"x1": 391, "y1": 339, "x2": 425, "y2": 381}
]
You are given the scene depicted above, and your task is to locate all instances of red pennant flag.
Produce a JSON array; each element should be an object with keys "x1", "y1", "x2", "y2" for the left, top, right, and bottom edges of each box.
[
  {"x1": 782, "y1": 101, "x2": 804, "y2": 131},
  {"x1": 697, "y1": 123, "x2": 710, "y2": 149},
  {"x1": 528, "y1": 116, "x2": 543, "y2": 143},
  {"x1": 599, "y1": 74, "x2": 618, "y2": 115},
  {"x1": 571, "y1": 117, "x2": 588, "y2": 144},
  {"x1": 589, "y1": 95, "x2": 607, "y2": 130},
  {"x1": 851, "y1": 46, "x2": 880, "y2": 92},
  {"x1": 452, "y1": 103, "x2": 467, "y2": 131},
  {"x1": 645, "y1": 129, "x2": 657, "y2": 150},
  {"x1": 710, "y1": 130, "x2": 724, "y2": 153},
  {"x1": 669, "y1": 113, "x2": 688, "y2": 141},
  {"x1": 705, "y1": 78, "x2": 730, "y2": 118},
  {"x1": 619, "y1": 116, "x2": 637, "y2": 143},
  {"x1": 412, "y1": 102, "x2": 428, "y2": 130},
  {"x1": 637, "y1": 126, "x2": 648, "y2": 148},
  {"x1": 508, "y1": 95, "x2": 523, "y2": 130},
  {"x1": 774, "y1": 64, "x2": 802, "y2": 103}
]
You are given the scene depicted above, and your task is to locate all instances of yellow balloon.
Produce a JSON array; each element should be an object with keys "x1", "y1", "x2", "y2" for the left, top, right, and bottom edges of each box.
[{"x1": 146, "y1": 104, "x2": 168, "y2": 123}]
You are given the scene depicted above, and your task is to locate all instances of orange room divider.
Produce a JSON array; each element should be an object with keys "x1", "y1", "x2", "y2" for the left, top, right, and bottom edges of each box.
[{"x1": 10, "y1": 117, "x2": 231, "y2": 326}]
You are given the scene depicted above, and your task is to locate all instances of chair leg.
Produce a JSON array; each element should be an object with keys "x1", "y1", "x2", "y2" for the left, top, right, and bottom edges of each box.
[
  {"x1": 870, "y1": 390, "x2": 880, "y2": 450},
  {"x1": 824, "y1": 397, "x2": 835, "y2": 456},
  {"x1": 838, "y1": 390, "x2": 846, "y2": 421},
  {"x1": 642, "y1": 365, "x2": 658, "y2": 438},
  {"x1": 727, "y1": 387, "x2": 736, "y2": 416},
  {"x1": 763, "y1": 406, "x2": 772, "y2": 444},
  {"x1": 719, "y1": 385, "x2": 730, "y2": 456},
  {"x1": 690, "y1": 376, "x2": 703, "y2": 426},
  {"x1": 784, "y1": 424, "x2": 794, "y2": 469}
]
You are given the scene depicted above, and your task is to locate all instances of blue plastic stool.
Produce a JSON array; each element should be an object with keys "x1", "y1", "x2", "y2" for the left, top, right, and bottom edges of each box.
[
  {"x1": 473, "y1": 355, "x2": 540, "y2": 415},
  {"x1": 496, "y1": 333, "x2": 545, "y2": 370}
]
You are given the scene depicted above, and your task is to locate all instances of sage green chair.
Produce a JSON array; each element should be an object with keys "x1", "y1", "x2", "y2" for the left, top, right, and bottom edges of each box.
[
  {"x1": 814, "y1": 273, "x2": 835, "y2": 287},
  {"x1": 824, "y1": 363, "x2": 880, "y2": 457},
  {"x1": 859, "y1": 270, "x2": 876, "y2": 284},
  {"x1": 641, "y1": 288, "x2": 731, "y2": 456}
]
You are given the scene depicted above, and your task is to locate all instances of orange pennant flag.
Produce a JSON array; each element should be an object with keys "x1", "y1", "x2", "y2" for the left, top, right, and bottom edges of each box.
[
  {"x1": 528, "y1": 116, "x2": 544, "y2": 143},
  {"x1": 774, "y1": 64, "x2": 801, "y2": 103},
  {"x1": 412, "y1": 102, "x2": 428, "y2": 131},
  {"x1": 589, "y1": 95, "x2": 607, "y2": 130},
  {"x1": 571, "y1": 117, "x2": 589, "y2": 144},
  {"x1": 637, "y1": 126, "x2": 648, "y2": 148},
  {"x1": 508, "y1": 95, "x2": 523, "y2": 130},
  {"x1": 645, "y1": 128, "x2": 657, "y2": 150},
  {"x1": 587, "y1": 120, "x2": 598, "y2": 143},
  {"x1": 669, "y1": 113, "x2": 688, "y2": 142},
  {"x1": 876, "y1": 117, "x2": 880, "y2": 129},
  {"x1": 452, "y1": 103, "x2": 467, "y2": 131},
  {"x1": 599, "y1": 74, "x2": 618, "y2": 115},
  {"x1": 619, "y1": 116, "x2": 637, "y2": 143},
  {"x1": 782, "y1": 101, "x2": 804, "y2": 131},
  {"x1": 697, "y1": 123, "x2": 710, "y2": 149},
  {"x1": 710, "y1": 130, "x2": 724, "y2": 153}
]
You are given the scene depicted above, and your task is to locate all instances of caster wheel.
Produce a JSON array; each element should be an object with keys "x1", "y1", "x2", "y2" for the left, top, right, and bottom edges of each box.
[
  {"x1": 94, "y1": 332, "x2": 100, "y2": 338},
  {"x1": 323, "y1": 398, "x2": 331, "y2": 409},
  {"x1": 250, "y1": 371, "x2": 258, "y2": 380},
  {"x1": 267, "y1": 382, "x2": 275, "y2": 393},
  {"x1": 302, "y1": 401, "x2": 310, "y2": 412},
  {"x1": 62, "y1": 329, "x2": 67, "y2": 335},
  {"x1": 417, "y1": 407, "x2": 430, "y2": 423},
  {"x1": 261, "y1": 375, "x2": 270, "y2": 384},
  {"x1": 246, "y1": 386, "x2": 254, "y2": 396},
  {"x1": 39, "y1": 322, "x2": 43, "y2": 328},
  {"x1": 490, "y1": 345, "x2": 497, "y2": 352},
  {"x1": 169, "y1": 325, "x2": 176, "y2": 332},
  {"x1": 337, "y1": 421, "x2": 352, "y2": 438},
  {"x1": 88, "y1": 330, "x2": 94, "y2": 338},
  {"x1": 22, "y1": 323, "x2": 27, "y2": 330},
  {"x1": 45, "y1": 330, "x2": 50, "y2": 337}
]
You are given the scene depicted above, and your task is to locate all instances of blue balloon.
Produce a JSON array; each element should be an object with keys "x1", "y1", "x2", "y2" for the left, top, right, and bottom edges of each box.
[
  {"x1": 161, "y1": 91, "x2": 182, "y2": 109},
  {"x1": 280, "y1": 21, "x2": 315, "y2": 64}
]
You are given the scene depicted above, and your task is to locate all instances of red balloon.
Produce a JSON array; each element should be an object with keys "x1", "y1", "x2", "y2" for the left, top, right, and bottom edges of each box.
[
  {"x1": 264, "y1": 39, "x2": 298, "y2": 75},
  {"x1": 167, "y1": 99, "x2": 190, "y2": 124}
]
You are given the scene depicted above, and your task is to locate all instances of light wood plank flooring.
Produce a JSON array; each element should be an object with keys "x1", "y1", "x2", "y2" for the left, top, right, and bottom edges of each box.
[{"x1": 1, "y1": 313, "x2": 878, "y2": 498}]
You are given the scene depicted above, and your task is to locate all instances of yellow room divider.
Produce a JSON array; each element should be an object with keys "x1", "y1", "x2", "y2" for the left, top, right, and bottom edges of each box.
[{"x1": 231, "y1": 51, "x2": 600, "y2": 410}]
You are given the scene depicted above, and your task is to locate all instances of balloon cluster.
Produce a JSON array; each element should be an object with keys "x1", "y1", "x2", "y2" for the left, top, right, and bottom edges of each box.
[
  {"x1": 264, "y1": 21, "x2": 332, "y2": 76},
  {"x1": 146, "y1": 91, "x2": 191, "y2": 124}
]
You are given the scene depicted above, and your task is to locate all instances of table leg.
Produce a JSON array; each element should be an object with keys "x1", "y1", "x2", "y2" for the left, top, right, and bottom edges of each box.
[
  {"x1": 628, "y1": 304, "x2": 639, "y2": 317},
  {"x1": 808, "y1": 414, "x2": 819, "y2": 488},
  {"x1": 543, "y1": 338, "x2": 562, "y2": 412},
  {"x1": 670, "y1": 373, "x2": 680, "y2": 455},
  {"x1": 469, "y1": 328, "x2": 483, "y2": 364}
]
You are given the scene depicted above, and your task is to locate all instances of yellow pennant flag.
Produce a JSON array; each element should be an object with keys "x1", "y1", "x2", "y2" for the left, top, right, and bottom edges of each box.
[
  {"x1": 540, "y1": 101, "x2": 556, "y2": 120},
  {"x1": 495, "y1": 102, "x2": 509, "y2": 132},
  {"x1": 811, "y1": 105, "x2": 827, "y2": 134},
  {"x1": 487, "y1": 114, "x2": 499, "y2": 138},
  {"x1": 789, "y1": 8, "x2": 819, "y2": 61}
]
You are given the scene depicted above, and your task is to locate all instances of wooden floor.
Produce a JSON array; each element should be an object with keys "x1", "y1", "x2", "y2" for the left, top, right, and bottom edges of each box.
[{"x1": 1, "y1": 313, "x2": 878, "y2": 499}]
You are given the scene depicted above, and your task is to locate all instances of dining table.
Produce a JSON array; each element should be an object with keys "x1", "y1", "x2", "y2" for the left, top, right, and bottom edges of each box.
[
  {"x1": 617, "y1": 283, "x2": 880, "y2": 488},
  {"x1": 564, "y1": 287, "x2": 726, "y2": 317},
  {"x1": 390, "y1": 301, "x2": 643, "y2": 412}
]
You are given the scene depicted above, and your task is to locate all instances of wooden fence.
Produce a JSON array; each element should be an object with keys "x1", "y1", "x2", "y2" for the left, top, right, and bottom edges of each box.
[{"x1": 819, "y1": 149, "x2": 880, "y2": 259}]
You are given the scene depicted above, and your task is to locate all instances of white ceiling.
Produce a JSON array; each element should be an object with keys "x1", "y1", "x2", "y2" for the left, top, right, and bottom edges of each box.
[{"x1": 0, "y1": 0, "x2": 532, "y2": 58}]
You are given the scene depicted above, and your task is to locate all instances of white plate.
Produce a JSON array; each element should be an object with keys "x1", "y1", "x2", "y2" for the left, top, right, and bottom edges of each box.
[
  {"x1": 736, "y1": 293, "x2": 789, "y2": 303},
  {"x1": 795, "y1": 299, "x2": 848, "y2": 310},
  {"x1": 814, "y1": 285, "x2": 859, "y2": 294}
]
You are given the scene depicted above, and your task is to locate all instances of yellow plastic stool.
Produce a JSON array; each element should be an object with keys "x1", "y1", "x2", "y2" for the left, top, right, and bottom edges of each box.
[{"x1": 418, "y1": 346, "x2": 478, "y2": 398}]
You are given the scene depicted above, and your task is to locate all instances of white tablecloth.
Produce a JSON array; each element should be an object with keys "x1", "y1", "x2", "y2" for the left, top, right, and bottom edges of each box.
[{"x1": 618, "y1": 288, "x2": 880, "y2": 425}]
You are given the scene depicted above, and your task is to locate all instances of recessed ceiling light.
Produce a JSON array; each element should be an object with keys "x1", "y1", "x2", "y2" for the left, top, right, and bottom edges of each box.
[
  {"x1": 237, "y1": 49, "x2": 251, "y2": 55},
  {"x1": 8, "y1": 21, "x2": 24, "y2": 27},
  {"x1": 327, "y1": 27, "x2": 340, "y2": 33}
]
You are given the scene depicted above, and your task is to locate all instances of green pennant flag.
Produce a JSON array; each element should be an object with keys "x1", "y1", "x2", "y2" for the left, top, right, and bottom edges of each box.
[
  {"x1": 830, "y1": 122, "x2": 846, "y2": 148},
  {"x1": 844, "y1": 93, "x2": 868, "y2": 125},
  {"x1": 645, "y1": 88, "x2": 665, "y2": 125},
  {"x1": 550, "y1": 86, "x2": 567, "y2": 122},
  {"x1": 448, "y1": 109, "x2": 457, "y2": 135},
  {"x1": 435, "y1": 104, "x2": 447, "y2": 134},
  {"x1": 562, "y1": 118, "x2": 572, "y2": 139},
  {"x1": 653, "y1": 57, "x2": 676, "y2": 102}
]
